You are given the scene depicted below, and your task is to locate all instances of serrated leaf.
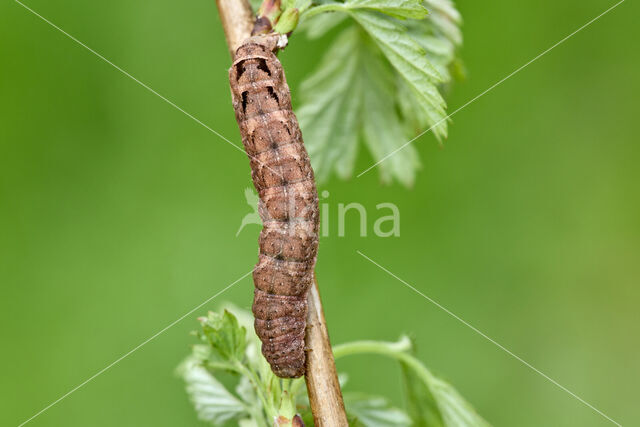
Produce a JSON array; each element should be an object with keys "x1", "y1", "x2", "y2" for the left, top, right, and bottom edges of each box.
[
  {"x1": 298, "y1": 27, "x2": 421, "y2": 185},
  {"x1": 401, "y1": 362, "x2": 445, "y2": 427},
  {"x1": 345, "y1": 392, "x2": 412, "y2": 426},
  {"x1": 303, "y1": 0, "x2": 428, "y2": 20},
  {"x1": 236, "y1": 375, "x2": 260, "y2": 407},
  {"x1": 406, "y1": 28, "x2": 456, "y2": 81},
  {"x1": 199, "y1": 310, "x2": 247, "y2": 363},
  {"x1": 405, "y1": 0, "x2": 463, "y2": 84},
  {"x1": 180, "y1": 358, "x2": 248, "y2": 424},
  {"x1": 360, "y1": 39, "x2": 420, "y2": 185},
  {"x1": 333, "y1": 337, "x2": 489, "y2": 427},
  {"x1": 401, "y1": 360, "x2": 490, "y2": 427},
  {"x1": 424, "y1": 0, "x2": 463, "y2": 45},
  {"x1": 298, "y1": 28, "x2": 363, "y2": 182},
  {"x1": 350, "y1": 10, "x2": 449, "y2": 140},
  {"x1": 298, "y1": 0, "x2": 462, "y2": 184},
  {"x1": 428, "y1": 376, "x2": 491, "y2": 427},
  {"x1": 301, "y1": 12, "x2": 347, "y2": 39},
  {"x1": 343, "y1": 0, "x2": 429, "y2": 20}
]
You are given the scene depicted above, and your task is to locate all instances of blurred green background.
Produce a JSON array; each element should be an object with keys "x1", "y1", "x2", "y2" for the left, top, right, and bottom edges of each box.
[{"x1": 1, "y1": 0, "x2": 638, "y2": 426}]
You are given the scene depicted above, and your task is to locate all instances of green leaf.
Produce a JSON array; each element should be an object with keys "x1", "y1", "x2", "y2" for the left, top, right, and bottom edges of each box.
[
  {"x1": 351, "y1": 11, "x2": 448, "y2": 140},
  {"x1": 405, "y1": 0, "x2": 464, "y2": 85},
  {"x1": 182, "y1": 307, "x2": 313, "y2": 426},
  {"x1": 422, "y1": 375, "x2": 491, "y2": 427},
  {"x1": 302, "y1": 0, "x2": 450, "y2": 142},
  {"x1": 399, "y1": 349, "x2": 491, "y2": 427},
  {"x1": 406, "y1": 27, "x2": 455, "y2": 82},
  {"x1": 360, "y1": 37, "x2": 421, "y2": 185},
  {"x1": 302, "y1": 0, "x2": 428, "y2": 20},
  {"x1": 401, "y1": 362, "x2": 445, "y2": 427},
  {"x1": 345, "y1": 392, "x2": 412, "y2": 426},
  {"x1": 235, "y1": 375, "x2": 261, "y2": 408},
  {"x1": 297, "y1": 0, "x2": 462, "y2": 184},
  {"x1": 300, "y1": 12, "x2": 347, "y2": 39},
  {"x1": 423, "y1": 0, "x2": 463, "y2": 45},
  {"x1": 344, "y1": 0, "x2": 429, "y2": 20},
  {"x1": 298, "y1": 27, "x2": 420, "y2": 185},
  {"x1": 179, "y1": 358, "x2": 248, "y2": 425},
  {"x1": 199, "y1": 310, "x2": 247, "y2": 363},
  {"x1": 297, "y1": 28, "x2": 362, "y2": 182},
  {"x1": 333, "y1": 337, "x2": 491, "y2": 427}
]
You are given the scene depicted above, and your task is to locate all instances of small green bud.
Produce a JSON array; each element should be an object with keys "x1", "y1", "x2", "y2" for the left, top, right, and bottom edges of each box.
[{"x1": 273, "y1": 8, "x2": 299, "y2": 34}]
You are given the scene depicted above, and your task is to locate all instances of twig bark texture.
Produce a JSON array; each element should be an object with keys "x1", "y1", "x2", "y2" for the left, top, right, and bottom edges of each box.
[{"x1": 215, "y1": 0, "x2": 253, "y2": 55}]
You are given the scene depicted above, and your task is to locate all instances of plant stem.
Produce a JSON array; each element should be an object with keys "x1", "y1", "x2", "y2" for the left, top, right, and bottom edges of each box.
[
  {"x1": 289, "y1": 377, "x2": 305, "y2": 401},
  {"x1": 299, "y1": 3, "x2": 345, "y2": 20},
  {"x1": 236, "y1": 361, "x2": 279, "y2": 420},
  {"x1": 304, "y1": 275, "x2": 348, "y2": 425},
  {"x1": 333, "y1": 336, "x2": 413, "y2": 359},
  {"x1": 333, "y1": 337, "x2": 437, "y2": 384},
  {"x1": 215, "y1": 0, "x2": 254, "y2": 56},
  {"x1": 214, "y1": 1, "x2": 347, "y2": 425}
]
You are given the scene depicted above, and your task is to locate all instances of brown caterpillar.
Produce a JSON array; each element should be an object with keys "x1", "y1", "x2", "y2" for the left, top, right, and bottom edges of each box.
[{"x1": 229, "y1": 35, "x2": 319, "y2": 378}]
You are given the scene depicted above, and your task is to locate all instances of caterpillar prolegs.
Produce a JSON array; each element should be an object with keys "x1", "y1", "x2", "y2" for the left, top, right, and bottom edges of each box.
[{"x1": 229, "y1": 35, "x2": 319, "y2": 378}]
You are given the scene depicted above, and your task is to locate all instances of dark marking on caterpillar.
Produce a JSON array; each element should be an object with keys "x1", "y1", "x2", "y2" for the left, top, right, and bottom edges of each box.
[{"x1": 229, "y1": 35, "x2": 319, "y2": 378}]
